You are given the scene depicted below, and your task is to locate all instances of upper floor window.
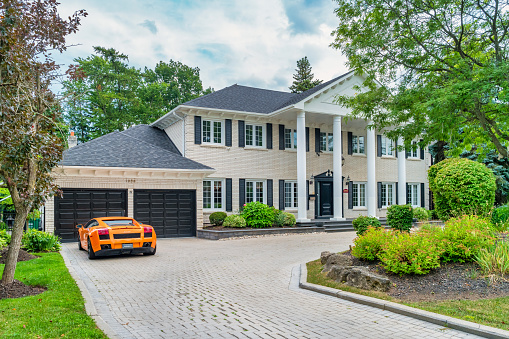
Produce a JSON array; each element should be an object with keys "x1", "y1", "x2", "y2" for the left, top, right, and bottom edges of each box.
[
  {"x1": 352, "y1": 135, "x2": 365, "y2": 154},
  {"x1": 409, "y1": 140, "x2": 419, "y2": 159},
  {"x1": 381, "y1": 182, "x2": 396, "y2": 207},
  {"x1": 246, "y1": 180, "x2": 265, "y2": 204},
  {"x1": 407, "y1": 183, "x2": 420, "y2": 207},
  {"x1": 284, "y1": 181, "x2": 298, "y2": 209},
  {"x1": 203, "y1": 179, "x2": 224, "y2": 210},
  {"x1": 320, "y1": 132, "x2": 333, "y2": 152},
  {"x1": 284, "y1": 128, "x2": 297, "y2": 149},
  {"x1": 202, "y1": 119, "x2": 223, "y2": 145},
  {"x1": 246, "y1": 124, "x2": 264, "y2": 147},
  {"x1": 381, "y1": 136, "x2": 395, "y2": 156},
  {"x1": 352, "y1": 182, "x2": 366, "y2": 208}
]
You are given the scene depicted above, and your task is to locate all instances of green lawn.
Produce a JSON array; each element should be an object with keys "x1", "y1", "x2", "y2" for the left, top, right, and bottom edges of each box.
[
  {"x1": 0, "y1": 252, "x2": 108, "y2": 339},
  {"x1": 307, "y1": 259, "x2": 509, "y2": 331}
]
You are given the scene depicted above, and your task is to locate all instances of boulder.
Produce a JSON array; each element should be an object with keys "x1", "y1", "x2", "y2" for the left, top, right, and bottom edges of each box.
[
  {"x1": 320, "y1": 251, "x2": 334, "y2": 265},
  {"x1": 322, "y1": 253, "x2": 354, "y2": 273},
  {"x1": 327, "y1": 266, "x2": 391, "y2": 292}
]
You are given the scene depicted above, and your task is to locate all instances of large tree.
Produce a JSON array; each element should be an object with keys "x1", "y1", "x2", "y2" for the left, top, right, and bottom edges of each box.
[
  {"x1": 0, "y1": 0, "x2": 86, "y2": 286},
  {"x1": 331, "y1": 0, "x2": 509, "y2": 158},
  {"x1": 289, "y1": 56, "x2": 322, "y2": 93}
]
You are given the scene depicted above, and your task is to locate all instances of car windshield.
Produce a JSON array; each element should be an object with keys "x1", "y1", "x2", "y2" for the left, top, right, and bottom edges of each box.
[{"x1": 102, "y1": 220, "x2": 135, "y2": 227}]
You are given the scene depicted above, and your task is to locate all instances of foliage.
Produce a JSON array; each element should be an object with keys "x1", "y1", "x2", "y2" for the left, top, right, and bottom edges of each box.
[
  {"x1": 282, "y1": 212, "x2": 296, "y2": 227},
  {"x1": 331, "y1": 0, "x2": 509, "y2": 161},
  {"x1": 475, "y1": 241, "x2": 509, "y2": 278},
  {"x1": 0, "y1": 188, "x2": 13, "y2": 212},
  {"x1": 429, "y1": 158, "x2": 496, "y2": 220},
  {"x1": 209, "y1": 212, "x2": 227, "y2": 226},
  {"x1": 491, "y1": 205, "x2": 509, "y2": 230},
  {"x1": 352, "y1": 215, "x2": 382, "y2": 236},
  {"x1": 0, "y1": 222, "x2": 6, "y2": 230},
  {"x1": 241, "y1": 202, "x2": 275, "y2": 228},
  {"x1": 387, "y1": 205, "x2": 413, "y2": 232},
  {"x1": 379, "y1": 232, "x2": 444, "y2": 275},
  {"x1": 21, "y1": 229, "x2": 61, "y2": 252},
  {"x1": 413, "y1": 207, "x2": 429, "y2": 222},
  {"x1": 0, "y1": 230, "x2": 11, "y2": 246},
  {"x1": 351, "y1": 227, "x2": 394, "y2": 261},
  {"x1": 222, "y1": 215, "x2": 246, "y2": 228},
  {"x1": 288, "y1": 56, "x2": 322, "y2": 93},
  {"x1": 0, "y1": 237, "x2": 6, "y2": 249},
  {"x1": 27, "y1": 209, "x2": 40, "y2": 221},
  {"x1": 274, "y1": 210, "x2": 286, "y2": 227}
]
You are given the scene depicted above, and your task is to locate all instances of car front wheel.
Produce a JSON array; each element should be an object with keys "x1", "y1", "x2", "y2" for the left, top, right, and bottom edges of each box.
[{"x1": 87, "y1": 239, "x2": 96, "y2": 260}]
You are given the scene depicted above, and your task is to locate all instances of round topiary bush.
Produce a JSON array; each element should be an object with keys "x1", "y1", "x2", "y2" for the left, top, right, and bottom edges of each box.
[
  {"x1": 241, "y1": 201, "x2": 275, "y2": 228},
  {"x1": 209, "y1": 211, "x2": 227, "y2": 226},
  {"x1": 429, "y1": 158, "x2": 496, "y2": 220},
  {"x1": 352, "y1": 215, "x2": 382, "y2": 236},
  {"x1": 387, "y1": 204, "x2": 413, "y2": 232},
  {"x1": 413, "y1": 207, "x2": 429, "y2": 222},
  {"x1": 222, "y1": 215, "x2": 246, "y2": 228},
  {"x1": 283, "y1": 212, "x2": 296, "y2": 227}
]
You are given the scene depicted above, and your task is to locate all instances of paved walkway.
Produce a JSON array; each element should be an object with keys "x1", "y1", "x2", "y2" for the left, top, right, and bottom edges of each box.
[{"x1": 62, "y1": 232, "x2": 482, "y2": 338}]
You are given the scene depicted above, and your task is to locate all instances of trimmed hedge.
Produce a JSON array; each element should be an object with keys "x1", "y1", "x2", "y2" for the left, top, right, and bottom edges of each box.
[
  {"x1": 222, "y1": 215, "x2": 246, "y2": 228},
  {"x1": 387, "y1": 204, "x2": 413, "y2": 232},
  {"x1": 352, "y1": 215, "x2": 382, "y2": 236},
  {"x1": 241, "y1": 202, "x2": 275, "y2": 228},
  {"x1": 209, "y1": 212, "x2": 227, "y2": 226}
]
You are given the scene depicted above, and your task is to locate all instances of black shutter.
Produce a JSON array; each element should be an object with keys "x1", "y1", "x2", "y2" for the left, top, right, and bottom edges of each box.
[
  {"x1": 266, "y1": 123, "x2": 273, "y2": 149},
  {"x1": 238, "y1": 120, "x2": 245, "y2": 147},
  {"x1": 315, "y1": 128, "x2": 320, "y2": 153},
  {"x1": 406, "y1": 147, "x2": 410, "y2": 158},
  {"x1": 267, "y1": 179, "x2": 273, "y2": 207},
  {"x1": 395, "y1": 182, "x2": 399, "y2": 204},
  {"x1": 307, "y1": 180, "x2": 309, "y2": 210},
  {"x1": 348, "y1": 181, "x2": 353, "y2": 209},
  {"x1": 225, "y1": 119, "x2": 232, "y2": 147},
  {"x1": 421, "y1": 183, "x2": 425, "y2": 207},
  {"x1": 395, "y1": 139, "x2": 398, "y2": 158},
  {"x1": 348, "y1": 132, "x2": 353, "y2": 155},
  {"x1": 279, "y1": 124, "x2": 285, "y2": 150},
  {"x1": 226, "y1": 178, "x2": 232, "y2": 212},
  {"x1": 239, "y1": 179, "x2": 245, "y2": 208},
  {"x1": 279, "y1": 180, "x2": 285, "y2": 210},
  {"x1": 377, "y1": 135, "x2": 382, "y2": 157},
  {"x1": 194, "y1": 116, "x2": 201, "y2": 144},
  {"x1": 377, "y1": 182, "x2": 382, "y2": 208},
  {"x1": 406, "y1": 183, "x2": 410, "y2": 203},
  {"x1": 420, "y1": 139, "x2": 425, "y2": 159},
  {"x1": 306, "y1": 127, "x2": 310, "y2": 152}
]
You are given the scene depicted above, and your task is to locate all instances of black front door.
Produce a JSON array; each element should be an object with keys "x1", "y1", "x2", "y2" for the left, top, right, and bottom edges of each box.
[{"x1": 319, "y1": 181, "x2": 334, "y2": 217}]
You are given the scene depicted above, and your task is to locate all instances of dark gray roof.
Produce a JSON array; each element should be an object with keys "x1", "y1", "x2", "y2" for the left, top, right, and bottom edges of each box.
[{"x1": 61, "y1": 125, "x2": 212, "y2": 170}]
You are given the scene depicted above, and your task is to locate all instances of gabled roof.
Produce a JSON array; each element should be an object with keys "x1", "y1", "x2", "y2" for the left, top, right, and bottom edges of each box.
[{"x1": 60, "y1": 125, "x2": 212, "y2": 171}]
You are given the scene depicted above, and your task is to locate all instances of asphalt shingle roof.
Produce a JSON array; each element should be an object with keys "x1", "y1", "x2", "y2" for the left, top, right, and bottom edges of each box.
[{"x1": 61, "y1": 125, "x2": 212, "y2": 170}]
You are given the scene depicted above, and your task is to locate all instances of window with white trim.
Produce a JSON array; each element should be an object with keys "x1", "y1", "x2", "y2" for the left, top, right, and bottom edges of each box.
[
  {"x1": 202, "y1": 119, "x2": 223, "y2": 145},
  {"x1": 409, "y1": 140, "x2": 419, "y2": 158},
  {"x1": 320, "y1": 132, "x2": 333, "y2": 152},
  {"x1": 203, "y1": 179, "x2": 224, "y2": 210},
  {"x1": 407, "y1": 183, "x2": 420, "y2": 207},
  {"x1": 352, "y1": 182, "x2": 366, "y2": 207},
  {"x1": 245, "y1": 124, "x2": 264, "y2": 147},
  {"x1": 352, "y1": 135, "x2": 365, "y2": 154},
  {"x1": 284, "y1": 181, "x2": 298, "y2": 209},
  {"x1": 381, "y1": 182, "x2": 396, "y2": 207},
  {"x1": 246, "y1": 180, "x2": 265, "y2": 204},
  {"x1": 381, "y1": 136, "x2": 395, "y2": 156},
  {"x1": 284, "y1": 128, "x2": 297, "y2": 149}
]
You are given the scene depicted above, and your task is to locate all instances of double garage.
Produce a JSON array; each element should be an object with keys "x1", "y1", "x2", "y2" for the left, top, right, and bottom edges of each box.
[{"x1": 54, "y1": 188, "x2": 197, "y2": 242}]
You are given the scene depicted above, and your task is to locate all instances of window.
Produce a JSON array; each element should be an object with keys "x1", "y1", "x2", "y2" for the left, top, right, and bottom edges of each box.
[
  {"x1": 320, "y1": 132, "x2": 333, "y2": 152},
  {"x1": 284, "y1": 181, "x2": 298, "y2": 209},
  {"x1": 284, "y1": 128, "x2": 297, "y2": 149},
  {"x1": 203, "y1": 179, "x2": 224, "y2": 209},
  {"x1": 352, "y1": 135, "x2": 365, "y2": 154},
  {"x1": 246, "y1": 180, "x2": 265, "y2": 204},
  {"x1": 352, "y1": 182, "x2": 366, "y2": 208},
  {"x1": 381, "y1": 182, "x2": 396, "y2": 207},
  {"x1": 381, "y1": 136, "x2": 395, "y2": 156},
  {"x1": 409, "y1": 140, "x2": 419, "y2": 158},
  {"x1": 245, "y1": 124, "x2": 264, "y2": 147},
  {"x1": 407, "y1": 183, "x2": 420, "y2": 207},
  {"x1": 202, "y1": 120, "x2": 223, "y2": 145}
]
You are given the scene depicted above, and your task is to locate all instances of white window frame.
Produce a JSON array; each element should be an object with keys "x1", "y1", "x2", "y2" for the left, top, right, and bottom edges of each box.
[
  {"x1": 203, "y1": 179, "x2": 225, "y2": 210},
  {"x1": 284, "y1": 181, "x2": 298, "y2": 209},
  {"x1": 319, "y1": 132, "x2": 333, "y2": 152},
  {"x1": 409, "y1": 140, "x2": 419, "y2": 159},
  {"x1": 246, "y1": 180, "x2": 266, "y2": 204},
  {"x1": 352, "y1": 182, "x2": 366, "y2": 208},
  {"x1": 245, "y1": 123, "x2": 265, "y2": 148},
  {"x1": 284, "y1": 128, "x2": 297, "y2": 150},
  {"x1": 381, "y1": 136, "x2": 395, "y2": 156},
  {"x1": 352, "y1": 135, "x2": 365, "y2": 154},
  {"x1": 407, "y1": 183, "x2": 420, "y2": 207},
  {"x1": 381, "y1": 182, "x2": 396, "y2": 208},
  {"x1": 202, "y1": 119, "x2": 224, "y2": 145}
]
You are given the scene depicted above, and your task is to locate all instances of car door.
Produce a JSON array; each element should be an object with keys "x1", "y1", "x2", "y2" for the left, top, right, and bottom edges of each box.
[{"x1": 82, "y1": 219, "x2": 98, "y2": 249}]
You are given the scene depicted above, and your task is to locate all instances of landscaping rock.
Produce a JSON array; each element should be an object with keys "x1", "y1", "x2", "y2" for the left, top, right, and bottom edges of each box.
[
  {"x1": 322, "y1": 253, "x2": 354, "y2": 273},
  {"x1": 320, "y1": 251, "x2": 334, "y2": 264},
  {"x1": 327, "y1": 265, "x2": 391, "y2": 292}
]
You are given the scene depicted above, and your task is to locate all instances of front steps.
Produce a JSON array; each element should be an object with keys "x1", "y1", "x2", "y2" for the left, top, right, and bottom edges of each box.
[{"x1": 296, "y1": 218, "x2": 388, "y2": 233}]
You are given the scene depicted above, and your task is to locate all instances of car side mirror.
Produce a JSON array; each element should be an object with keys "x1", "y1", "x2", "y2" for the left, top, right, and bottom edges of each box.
[{"x1": 76, "y1": 224, "x2": 83, "y2": 229}]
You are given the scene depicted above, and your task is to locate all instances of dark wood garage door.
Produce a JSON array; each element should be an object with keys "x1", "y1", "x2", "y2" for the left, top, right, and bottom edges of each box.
[
  {"x1": 55, "y1": 189, "x2": 127, "y2": 241},
  {"x1": 134, "y1": 189, "x2": 196, "y2": 238}
]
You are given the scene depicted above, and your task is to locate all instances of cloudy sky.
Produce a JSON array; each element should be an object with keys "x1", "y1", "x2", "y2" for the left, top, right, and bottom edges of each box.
[{"x1": 54, "y1": 0, "x2": 349, "y2": 93}]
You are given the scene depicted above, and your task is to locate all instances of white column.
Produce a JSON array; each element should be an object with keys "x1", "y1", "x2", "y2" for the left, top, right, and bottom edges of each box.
[
  {"x1": 397, "y1": 137, "x2": 407, "y2": 205},
  {"x1": 331, "y1": 116, "x2": 345, "y2": 221},
  {"x1": 366, "y1": 124, "x2": 377, "y2": 217},
  {"x1": 296, "y1": 111, "x2": 309, "y2": 221}
]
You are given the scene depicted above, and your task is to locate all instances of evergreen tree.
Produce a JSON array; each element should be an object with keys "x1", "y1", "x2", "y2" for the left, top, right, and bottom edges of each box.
[{"x1": 289, "y1": 57, "x2": 322, "y2": 93}]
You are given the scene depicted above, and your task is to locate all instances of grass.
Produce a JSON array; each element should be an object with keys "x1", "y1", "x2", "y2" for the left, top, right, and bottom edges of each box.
[
  {"x1": 0, "y1": 252, "x2": 107, "y2": 339},
  {"x1": 307, "y1": 259, "x2": 509, "y2": 331}
]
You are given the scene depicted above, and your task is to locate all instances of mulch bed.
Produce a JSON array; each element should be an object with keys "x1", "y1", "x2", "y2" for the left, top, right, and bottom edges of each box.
[
  {"x1": 0, "y1": 248, "x2": 38, "y2": 265},
  {"x1": 344, "y1": 251, "x2": 509, "y2": 302},
  {"x1": 0, "y1": 247, "x2": 45, "y2": 300}
]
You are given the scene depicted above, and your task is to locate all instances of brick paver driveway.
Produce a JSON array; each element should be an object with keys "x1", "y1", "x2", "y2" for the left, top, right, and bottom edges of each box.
[{"x1": 62, "y1": 232, "x2": 481, "y2": 339}]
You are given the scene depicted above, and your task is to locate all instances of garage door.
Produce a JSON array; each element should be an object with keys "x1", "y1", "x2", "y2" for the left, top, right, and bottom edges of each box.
[
  {"x1": 134, "y1": 189, "x2": 196, "y2": 238},
  {"x1": 54, "y1": 189, "x2": 127, "y2": 241}
]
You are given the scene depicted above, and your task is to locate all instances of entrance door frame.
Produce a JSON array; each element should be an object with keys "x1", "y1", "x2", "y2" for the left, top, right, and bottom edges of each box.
[{"x1": 313, "y1": 171, "x2": 344, "y2": 219}]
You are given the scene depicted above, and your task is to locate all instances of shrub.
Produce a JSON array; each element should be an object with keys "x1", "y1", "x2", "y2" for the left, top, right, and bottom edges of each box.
[
  {"x1": 0, "y1": 237, "x2": 7, "y2": 249},
  {"x1": 0, "y1": 221, "x2": 7, "y2": 230},
  {"x1": 283, "y1": 212, "x2": 296, "y2": 227},
  {"x1": 379, "y1": 232, "x2": 444, "y2": 275},
  {"x1": 0, "y1": 229, "x2": 11, "y2": 245},
  {"x1": 241, "y1": 201, "x2": 275, "y2": 228},
  {"x1": 429, "y1": 158, "x2": 496, "y2": 220},
  {"x1": 352, "y1": 215, "x2": 382, "y2": 236},
  {"x1": 475, "y1": 241, "x2": 509, "y2": 277},
  {"x1": 413, "y1": 207, "x2": 429, "y2": 222},
  {"x1": 387, "y1": 205, "x2": 413, "y2": 232},
  {"x1": 222, "y1": 215, "x2": 246, "y2": 228},
  {"x1": 351, "y1": 227, "x2": 394, "y2": 261},
  {"x1": 492, "y1": 205, "x2": 509, "y2": 232},
  {"x1": 22, "y1": 229, "x2": 61, "y2": 252},
  {"x1": 209, "y1": 212, "x2": 227, "y2": 226},
  {"x1": 274, "y1": 210, "x2": 285, "y2": 227}
]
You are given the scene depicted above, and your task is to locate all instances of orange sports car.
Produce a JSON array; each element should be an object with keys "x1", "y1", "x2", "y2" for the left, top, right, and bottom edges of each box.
[{"x1": 77, "y1": 217, "x2": 157, "y2": 259}]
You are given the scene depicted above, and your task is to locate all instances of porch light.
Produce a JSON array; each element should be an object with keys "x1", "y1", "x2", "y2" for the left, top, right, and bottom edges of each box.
[{"x1": 346, "y1": 176, "x2": 351, "y2": 185}]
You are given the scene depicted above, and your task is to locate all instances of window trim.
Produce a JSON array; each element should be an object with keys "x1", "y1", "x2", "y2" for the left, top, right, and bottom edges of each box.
[
  {"x1": 408, "y1": 140, "x2": 420, "y2": 159},
  {"x1": 407, "y1": 182, "x2": 421, "y2": 207},
  {"x1": 284, "y1": 181, "x2": 298, "y2": 209},
  {"x1": 319, "y1": 131, "x2": 334, "y2": 153},
  {"x1": 284, "y1": 128, "x2": 297, "y2": 150},
  {"x1": 352, "y1": 135, "x2": 365, "y2": 154},
  {"x1": 203, "y1": 178, "x2": 225, "y2": 211},
  {"x1": 352, "y1": 181, "x2": 366, "y2": 208},
  {"x1": 202, "y1": 119, "x2": 224, "y2": 146},
  {"x1": 245, "y1": 179, "x2": 266, "y2": 204},
  {"x1": 381, "y1": 182, "x2": 396, "y2": 208},
  {"x1": 381, "y1": 136, "x2": 395, "y2": 157},
  {"x1": 245, "y1": 123, "x2": 265, "y2": 148}
]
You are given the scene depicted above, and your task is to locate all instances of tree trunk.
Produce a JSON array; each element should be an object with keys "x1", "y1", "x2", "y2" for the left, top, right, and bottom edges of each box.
[{"x1": 0, "y1": 208, "x2": 29, "y2": 285}]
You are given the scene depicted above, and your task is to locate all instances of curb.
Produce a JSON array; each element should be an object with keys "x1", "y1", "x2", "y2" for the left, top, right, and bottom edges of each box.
[{"x1": 298, "y1": 263, "x2": 509, "y2": 339}]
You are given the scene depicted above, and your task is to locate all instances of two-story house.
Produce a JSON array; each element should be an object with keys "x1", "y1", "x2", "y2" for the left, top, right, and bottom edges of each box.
[{"x1": 47, "y1": 71, "x2": 430, "y2": 241}]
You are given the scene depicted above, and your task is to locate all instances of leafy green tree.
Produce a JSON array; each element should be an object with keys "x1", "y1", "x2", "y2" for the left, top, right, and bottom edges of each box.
[
  {"x1": 331, "y1": 0, "x2": 509, "y2": 159},
  {"x1": 289, "y1": 56, "x2": 322, "y2": 93}
]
